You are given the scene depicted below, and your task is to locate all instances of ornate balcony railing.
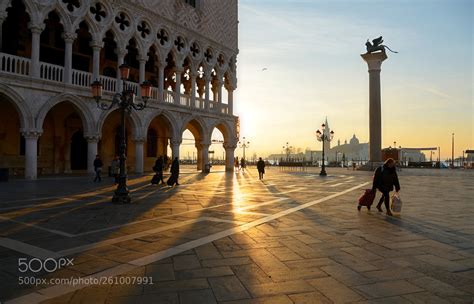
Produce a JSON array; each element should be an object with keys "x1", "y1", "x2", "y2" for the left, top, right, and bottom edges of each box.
[
  {"x1": 0, "y1": 53, "x2": 30, "y2": 75},
  {"x1": 0, "y1": 52, "x2": 232, "y2": 115}
]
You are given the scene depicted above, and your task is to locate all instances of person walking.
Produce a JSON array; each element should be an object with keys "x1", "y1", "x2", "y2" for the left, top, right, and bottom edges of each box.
[
  {"x1": 372, "y1": 158, "x2": 401, "y2": 216},
  {"x1": 93, "y1": 155, "x2": 103, "y2": 182},
  {"x1": 153, "y1": 156, "x2": 165, "y2": 184},
  {"x1": 257, "y1": 157, "x2": 265, "y2": 180},
  {"x1": 240, "y1": 158, "x2": 246, "y2": 172},
  {"x1": 234, "y1": 156, "x2": 240, "y2": 172},
  {"x1": 167, "y1": 157, "x2": 180, "y2": 186},
  {"x1": 111, "y1": 155, "x2": 120, "y2": 185}
]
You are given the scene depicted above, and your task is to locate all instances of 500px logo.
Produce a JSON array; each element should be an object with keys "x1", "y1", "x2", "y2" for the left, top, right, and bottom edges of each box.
[{"x1": 18, "y1": 257, "x2": 74, "y2": 273}]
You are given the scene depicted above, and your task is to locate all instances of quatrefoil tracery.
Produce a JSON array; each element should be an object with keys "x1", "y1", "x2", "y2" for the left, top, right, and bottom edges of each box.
[
  {"x1": 90, "y1": 3, "x2": 106, "y2": 22},
  {"x1": 190, "y1": 42, "x2": 200, "y2": 57},
  {"x1": 137, "y1": 21, "x2": 150, "y2": 39},
  {"x1": 115, "y1": 13, "x2": 130, "y2": 31},
  {"x1": 157, "y1": 29, "x2": 169, "y2": 46},
  {"x1": 174, "y1": 36, "x2": 185, "y2": 52},
  {"x1": 62, "y1": 0, "x2": 80, "y2": 12}
]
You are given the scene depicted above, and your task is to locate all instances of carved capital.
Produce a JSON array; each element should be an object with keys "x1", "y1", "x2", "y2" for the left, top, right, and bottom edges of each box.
[
  {"x1": 0, "y1": 11, "x2": 9, "y2": 21},
  {"x1": 85, "y1": 135, "x2": 101, "y2": 143},
  {"x1": 170, "y1": 139, "x2": 182, "y2": 146},
  {"x1": 116, "y1": 47, "x2": 128, "y2": 58},
  {"x1": 133, "y1": 137, "x2": 146, "y2": 144},
  {"x1": 21, "y1": 130, "x2": 42, "y2": 139},
  {"x1": 90, "y1": 40, "x2": 104, "y2": 50},
  {"x1": 28, "y1": 22, "x2": 45, "y2": 34},
  {"x1": 223, "y1": 142, "x2": 237, "y2": 150},
  {"x1": 62, "y1": 32, "x2": 77, "y2": 43}
]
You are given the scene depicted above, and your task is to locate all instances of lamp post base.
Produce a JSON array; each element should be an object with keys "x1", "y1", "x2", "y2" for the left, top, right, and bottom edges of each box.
[
  {"x1": 319, "y1": 168, "x2": 327, "y2": 176},
  {"x1": 112, "y1": 181, "x2": 131, "y2": 204}
]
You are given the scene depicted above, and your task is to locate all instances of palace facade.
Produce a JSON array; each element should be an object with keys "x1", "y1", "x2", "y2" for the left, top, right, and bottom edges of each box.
[{"x1": 0, "y1": 0, "x2": 239, "y2": 179}]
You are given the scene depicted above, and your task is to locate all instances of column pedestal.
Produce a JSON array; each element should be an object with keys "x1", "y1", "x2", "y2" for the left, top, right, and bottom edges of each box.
[{"x1": 361, "y1": 52, "x2": 387, "y2": 168}]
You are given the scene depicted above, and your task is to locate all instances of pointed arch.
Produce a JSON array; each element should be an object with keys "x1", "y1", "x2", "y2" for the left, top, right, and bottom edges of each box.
[
  {"x1": 97, "y1": 107, "x2": 143, "y2": 139},
  {"x1": 0, "y1": 83, "x2": 33, "y2": 130},
  {"x1": 36, "y1": 93, "x2": 95, "y2": 135}
]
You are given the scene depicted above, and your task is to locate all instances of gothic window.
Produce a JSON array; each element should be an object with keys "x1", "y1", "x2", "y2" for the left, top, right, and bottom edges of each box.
[
  {"x1": 90, "y1": 3, "x2": 106, "y2": 22},
  {"x1": 217, "y1": 54, "x2": 225, "y2": 67},
  {"x1": 190, "y1": 42, "x2": 200, "y2": 58},
  {"x1": 62, "y1": 0, "x2": 80, "y2": 12},
  {"x1": 204, "y1": 48, "x2": 213, "y2": 63},
  {"x1": 174, "y1": 36, "x2": 185, "y2": 52},
  {"x1": 157, "y1": 29, "x2": 169, "y2": 46},
  {"x1": 137, "y1": 21, "x2": 150, "y2": 39},
  {"x1": 115, "y1": 13, "x2": 130, "y2": 31},
  {"x1": 184, "y1": 0, "x2": 197, "y2": 8},
  {"x1": 147, "y1": 129, "x2": 158, "y2": 157}
]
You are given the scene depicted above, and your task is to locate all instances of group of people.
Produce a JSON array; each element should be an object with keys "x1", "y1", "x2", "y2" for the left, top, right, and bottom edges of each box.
[
  {"x1": 234, "y1": 156, "x2": 267, "y2": 180},
  {"x1": 151, "y1": 156, "x2": 180, "y2": 186},
  {"x1": 93, "y1": 155, "x2": 120, "y2": 183}
]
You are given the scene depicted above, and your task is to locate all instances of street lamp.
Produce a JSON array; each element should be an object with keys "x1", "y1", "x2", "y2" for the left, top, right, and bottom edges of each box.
[
  {"x1": 316, "y1": 123, "x2": 334, "y2": 176},
  {"x1": 282, "y1": 142, "x2": 293, "y2": 161},
  {"x1": 91, "y1": 64, "x2": 152, "y2": 204},
  {"x1": 238, "y1": 137, "x2": 250, "y2": 161}
]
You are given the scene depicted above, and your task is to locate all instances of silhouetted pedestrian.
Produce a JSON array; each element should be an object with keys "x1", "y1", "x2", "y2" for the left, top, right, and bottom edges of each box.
[
  {"x1": 372, "y1": 158, "x2": 401, "y2": 216},
  {"x1": 240, "y1": 158, "x2": 246, "y2": 171},
  {"x1": 93, "y1": 155, "x2": 103, "y2": 182},
  {"x1": 167, "y1": 157, "x2": 180, "y2": 186},
  {"x1": 153, "y1": 156, "x2": 165, "y2": 184},
  {"x1": 234, "y1": 156, "x2": 240, "y2": 172},
  {"x1": 257, "y1": 157, "x2": 265, "y2": 180}
]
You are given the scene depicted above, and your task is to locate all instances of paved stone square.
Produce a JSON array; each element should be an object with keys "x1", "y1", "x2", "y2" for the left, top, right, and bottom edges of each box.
[{"x1": 0, "y1": 167, "x2": 473, "y2": 303}]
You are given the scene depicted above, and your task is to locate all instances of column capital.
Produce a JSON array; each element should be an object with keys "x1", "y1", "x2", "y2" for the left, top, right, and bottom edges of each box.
[
  {"x1": 90, "y1": 40, "x2": 104, "y2": 50},
  {"x1": 28, "y1": 22, "x2": 45, "y2": 34},
  {"x1": 170, "y1": 139, "x2": 182, "y2": 146},
  {"x1": 62, "y1": 32, "x2": 77, "y2": 43},
  {"x1": 361, "y1": 52, "x2": 387, "y2": 71},
  {"x1": 133, "y1": 137, "x2": 146, "y2": 144},
  {"x1": 21, "y1": 130, "x2": 42, "y2": 139},
  {"x1": 0, "y1": 11, "x2": 8, "y2": 21},
  {"x1": 85, "y1": 135, "x2": 101, "y2": 143},
  {"x1": 175, "y1": 66, "x2": 184, "y2": 74},
  {"x1": 223, "y1": 142, "x2": 237, "y2": 150},
  {"x1": 116, "y1": 47, "x2": 128, "y2": 58}
]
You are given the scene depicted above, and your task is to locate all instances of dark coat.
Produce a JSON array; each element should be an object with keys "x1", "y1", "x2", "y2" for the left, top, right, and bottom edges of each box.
[
  {"x1": 372, "y1": 164, "x2": 400, "y2": 192},
  {"x1": 257, "y1": 160, "x2": 265, "y2": 172},
  {"x1": 93, "y1": 159, "x2": 103, "y2": 170},
  {"x1": 154, "y1": 158, "x2": 163, "y2": 172},
  {"x1": 170, "y1": 159, "x2": 179, "y2": 176}
]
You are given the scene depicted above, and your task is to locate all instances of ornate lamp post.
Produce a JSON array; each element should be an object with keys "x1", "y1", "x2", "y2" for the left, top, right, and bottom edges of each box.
[
  {"x1": 238, "y1": 137, "x2": 250, "y2": 161},
  {"x1": 316, "y1": 123, "x2": 334, "y2": 176},
  {"x1": 91, "y1": 64, "x2": 152, "y2": 204},
  {"x1": 283, "y1": 142, "x2": 293, "y2": 161}
]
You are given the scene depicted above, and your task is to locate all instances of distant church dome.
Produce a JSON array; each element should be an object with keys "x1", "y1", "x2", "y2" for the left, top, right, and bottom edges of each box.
[{"x1": 350, "y1": 134, "x2": 359, "y2": 145}]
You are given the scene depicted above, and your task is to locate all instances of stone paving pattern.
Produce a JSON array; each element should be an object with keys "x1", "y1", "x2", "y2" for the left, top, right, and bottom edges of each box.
[{"x1": 0, "y1": 166, "x2": 473, "y2": 303}]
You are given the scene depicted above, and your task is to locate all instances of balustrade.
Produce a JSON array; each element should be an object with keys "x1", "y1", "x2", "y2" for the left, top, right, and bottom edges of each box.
[{"x1": 0, "y1": 53, "x2": 30, "y2": 75}]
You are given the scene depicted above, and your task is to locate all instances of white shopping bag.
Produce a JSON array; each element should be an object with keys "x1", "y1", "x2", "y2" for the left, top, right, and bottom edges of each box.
[{"x1": 391, "y1": 193, "x2": 402, "y2": 213}]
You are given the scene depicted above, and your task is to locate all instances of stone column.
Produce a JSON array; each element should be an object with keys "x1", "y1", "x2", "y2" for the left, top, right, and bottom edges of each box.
[
  {"x1": 86, "y1": 136, "x2": 100, "y2": 174},
  {"x1": 227, "y1": 88, "x2": 234, "y2": 115},
  {"x1": 90, "y1": 41, "x2": 103, "y2": 81},
  {"x1": 134, "y1": 138, "x2": 145, "y2": 174},
  {"x1": 170, "y1": 138, "x2": 182, "y2": 160},
  {"x1": 0, "y1": 11, "x2": 8, "y2": 51},
  {"x1": 361, "y1": 52, "x2": 387, "y2": 166},
  {"x1": 204, "y1": 74, "x2": 211, "y2": 111},
  {"x1": 190, "y1": 72, "x2": 197, "y2": 108},
  {"x1": 28, "y1": 23, "x2": 44, "y2": 78},
  {"x1": 63, "y1": 32, "x2": 76, "y2": 84},
  {"x1": 174, "y1": 67, "x2": 183, "y2": 105},
  {"x1": 199, "y1": 141, "x2": 211, "y2": 172},
  {"x1": 224, "y1": 142, "x2": 236, "y2": 172},
  {"x1": 138, "y1": 57, "x2": 147, "y2": 98},
  {"x1": 116, "y1": 47, "x2": 127, "y2": 92},
  {"x1": 158, "y1": 63, "x2": 165, "y2": 102},
  {"x1": 22, "y1": 131, "x2": 41, "y2": 180},
  {"x1": 217, "y1": 79, "x2": 223, "y2": 113}
]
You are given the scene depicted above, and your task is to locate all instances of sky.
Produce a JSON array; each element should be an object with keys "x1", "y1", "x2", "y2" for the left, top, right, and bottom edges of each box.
[{"x1": 227, "y1": 0, "x2": 473, "y2": 160}]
